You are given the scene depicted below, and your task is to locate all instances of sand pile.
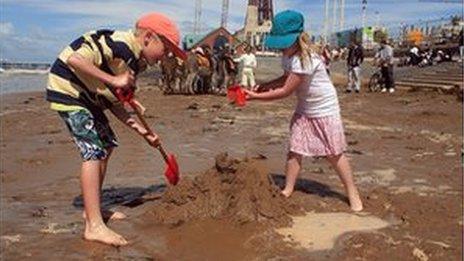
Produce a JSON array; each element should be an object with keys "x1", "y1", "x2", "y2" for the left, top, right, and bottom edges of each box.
[{"x1": 147, "y1": 153, "x2": 300, "y2": 226}]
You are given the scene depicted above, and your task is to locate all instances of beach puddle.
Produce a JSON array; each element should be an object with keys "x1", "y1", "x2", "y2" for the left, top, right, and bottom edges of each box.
[{"x1": 276, "y1": 212, "x2": 389, "y2": 251}]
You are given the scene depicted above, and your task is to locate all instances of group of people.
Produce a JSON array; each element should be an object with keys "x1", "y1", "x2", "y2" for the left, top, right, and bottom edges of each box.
[
  {"x1": 46, "y1": 10, "x2": 364, "y2": 247},
  {"x1": 407, "y1": 45, "x2": 453, "y2": 67},
  {"x1": 187, "y1": 42, "x2": 259, "y2": 94},
  {"x1": 342, "y1": 39, "x2": 396, "y2": 94},
  {"x1": 190, "y1": 43, "x2": 238, "y2": 94}
]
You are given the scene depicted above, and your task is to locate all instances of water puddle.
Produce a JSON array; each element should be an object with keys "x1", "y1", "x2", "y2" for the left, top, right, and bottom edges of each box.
[{"x1": 276, "y1": 212, "x2": 389, "y2": 251}]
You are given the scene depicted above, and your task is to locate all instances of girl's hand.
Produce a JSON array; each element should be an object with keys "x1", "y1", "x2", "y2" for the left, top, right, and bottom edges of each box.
[{"x1": 243, "y1": 89, "x2": 259, "y2": 100}]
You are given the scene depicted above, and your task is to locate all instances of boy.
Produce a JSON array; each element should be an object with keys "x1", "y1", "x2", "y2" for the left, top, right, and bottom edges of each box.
[{"x1": 46, "y1": 13, "x2": 186, "y2": 246}]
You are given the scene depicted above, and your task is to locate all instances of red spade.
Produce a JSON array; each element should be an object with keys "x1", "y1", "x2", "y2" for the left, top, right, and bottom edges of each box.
[
  {"x1": 115, "y1": 88, "x2": 180, "y2": 185},
  {"x1": 156, "y1": 145, "x2": 179, "y2": 186}
]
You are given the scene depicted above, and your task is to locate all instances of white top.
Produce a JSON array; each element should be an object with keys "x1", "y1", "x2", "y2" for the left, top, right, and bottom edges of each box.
[
  {"x1": 282, "y1": 54, "x2": 340, "y2": 118},
  {"x1": 379, "y1": 45, "x2": 394, "y2": 65},
  {"x1": 234, "y1": 53, "x2": 257, "y2": 69}
]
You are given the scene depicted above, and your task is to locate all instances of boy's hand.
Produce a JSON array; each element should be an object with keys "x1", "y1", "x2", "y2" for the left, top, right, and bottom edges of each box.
[
  {"x1": 144, "y1": 133, "x2": 160, "y2": 148},
  {"x1": 131, "y1": 99, "x2": 146, "y2": 115},
  {"x1": 111, "y1": 70, "x2": 135, "y2": 89},
  {"x1": 128, "y1": 120, "x2": 160, "y2": 147}
]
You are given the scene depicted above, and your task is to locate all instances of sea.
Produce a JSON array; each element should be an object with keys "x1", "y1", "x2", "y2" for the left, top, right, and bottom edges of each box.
[{"x1": 0, "y1": 70, "x2": 48, "y2": 95}]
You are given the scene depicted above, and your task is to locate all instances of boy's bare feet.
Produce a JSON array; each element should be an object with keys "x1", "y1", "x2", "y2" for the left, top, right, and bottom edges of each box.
[
  {"x1": 281, "y1": 189, "x2": 293, "y2": 198},
  {"x1": 84, "y1": 222, "x2": 128, "y2": 246},
  {"x1": 83, "y1": 210, "x2": 127, "y2": 221}
]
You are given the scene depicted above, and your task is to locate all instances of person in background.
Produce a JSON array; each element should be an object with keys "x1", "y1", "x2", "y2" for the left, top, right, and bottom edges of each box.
[
  {"x1": 378, "y1": 39, "x2": 395, "y2": 93},
  {"x1": 234, "y1": 45, "x2": 257, "y2": 89},
  {"x1": 194, "y1": 46, "x2": 212, "y2": 94},
  {"x1": 321, "y1": 44, "x2": 332, "y2": 75},
  {"x1": 346, "y1": 41, "x2": 364, "y2": 93},
  {"x1": 331, "y1": 48, "x2": 340, "y2": 61},
  {"x1": 409, "y1": 45, "x2": 420, "y2": 66},
  {"x1": 459, "y1": 29, "x2": 463, "y2": 63}
]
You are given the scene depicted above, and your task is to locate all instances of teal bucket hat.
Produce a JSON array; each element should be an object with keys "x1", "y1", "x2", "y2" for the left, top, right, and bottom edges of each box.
[{"x1": 265, "y1": 10, "x2": 304, "y2": 50}]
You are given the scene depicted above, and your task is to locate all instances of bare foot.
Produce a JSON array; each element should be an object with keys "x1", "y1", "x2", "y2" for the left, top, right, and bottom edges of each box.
[
  {"x1": 83, "y1": 210, "x2": 127, "y2": 221},
  {"x1": 107, "y1": 211, "x2": 127, "y2": 220},
  {"x1": 281, "y1": 189, "x2": 293, "y2": 198},
  {"x1": 84, "y1": 223, "x2": 128, "y2": 246},
  {"x1": 348, "y1": 191, "x2": 364, "y2": 212}
]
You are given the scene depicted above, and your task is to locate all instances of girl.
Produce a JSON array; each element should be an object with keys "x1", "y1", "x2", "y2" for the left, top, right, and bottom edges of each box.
[{"x1": 245, "y1": 10, "x2": 363, "y2": 212}]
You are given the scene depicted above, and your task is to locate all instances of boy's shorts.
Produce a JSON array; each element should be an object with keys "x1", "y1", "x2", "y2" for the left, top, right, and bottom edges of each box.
[{"x1": 58, "y1": 109, "x2": 118, "y2": 161}]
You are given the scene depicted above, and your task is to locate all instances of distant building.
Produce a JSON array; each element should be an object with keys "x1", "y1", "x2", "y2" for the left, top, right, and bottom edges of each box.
[
  {"x1": 331, "y1": 26, "x2": 386, "y2": 49},
  {"x1": 400, "y1": 16, "x2": 463, "y2": 46},
  {"x1": 182, "y1": 27, "x2": 247, "y2": 54},
  {"x1": 182, "y1": 0, "x2": 274, "y2": 54},
  {"x1": 234, "y1": 0, "x2": 274, "y2": 50}
]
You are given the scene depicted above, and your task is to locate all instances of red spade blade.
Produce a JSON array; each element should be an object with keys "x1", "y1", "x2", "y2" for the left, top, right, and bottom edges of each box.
[{"x1": 164, "y1": 154, "x2": 179, "y2": 185}]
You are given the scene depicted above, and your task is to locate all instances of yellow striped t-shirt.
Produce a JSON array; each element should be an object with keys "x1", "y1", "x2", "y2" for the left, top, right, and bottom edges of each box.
[{"x1": 46, "y1": 30, "x2": 142, "y2": 111}]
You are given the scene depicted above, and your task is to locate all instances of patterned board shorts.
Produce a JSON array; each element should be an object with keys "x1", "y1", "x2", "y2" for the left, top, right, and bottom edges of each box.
[{"x1": 58, "y1": 109, "x2": 118, "y2": 161}]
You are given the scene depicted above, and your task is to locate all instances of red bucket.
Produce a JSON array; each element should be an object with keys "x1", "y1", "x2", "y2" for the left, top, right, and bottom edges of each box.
[
  {"x1": 227, "y1": 85, "x2": 246, "y2": 107},
  {"x1": 227, "y1": 85, "x2": 240, "y2": 102},
  {"x1": 235, "y1": 88, "x2": 246, "y2": 107}
]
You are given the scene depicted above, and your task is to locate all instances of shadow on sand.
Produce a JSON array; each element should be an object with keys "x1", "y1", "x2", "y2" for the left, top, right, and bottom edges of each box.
[
  {"x1": 72, "y1": 174, "x2": 348, "y2": 214},
  {"x1": 73, "y1": 184, "x2": 166, "y2": 210},
  {"x1": 270, "y1": 173, "x2": 348, "y2": 204}
]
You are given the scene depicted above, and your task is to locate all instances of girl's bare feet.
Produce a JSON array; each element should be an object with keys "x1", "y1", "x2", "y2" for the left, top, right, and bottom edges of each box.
[
  {"x1": 281, "y1": 189, "x2": 293, "y2": 198},
  {"x1": 83, "y1": 210, "x2": 127, "y2": 221},
  {"x1": 84, "y1": 222, "x2": 128, "y2": 246},
  {"x1": 347, "y1": 190, "x2": 363, "y2": 212}
]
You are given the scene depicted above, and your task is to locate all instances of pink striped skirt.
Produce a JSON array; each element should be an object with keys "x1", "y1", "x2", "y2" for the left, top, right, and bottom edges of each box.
[{"x1": 289, "y1": 113, "x2": 347, "y2": 157}]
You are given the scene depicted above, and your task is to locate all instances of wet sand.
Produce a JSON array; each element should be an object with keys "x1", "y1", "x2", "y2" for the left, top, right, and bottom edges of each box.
[{"x1": 1, "y1": 60, "x2": 462, "y2": 260}]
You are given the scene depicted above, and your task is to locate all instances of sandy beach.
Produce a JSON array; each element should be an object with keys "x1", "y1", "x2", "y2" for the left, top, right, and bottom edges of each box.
[{"x1": 0, "y1": 60, "x2": 462, "y2": 260}]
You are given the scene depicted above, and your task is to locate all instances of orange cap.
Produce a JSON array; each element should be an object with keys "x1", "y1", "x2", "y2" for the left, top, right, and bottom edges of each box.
[{"x1": 136, "y1": 13, "x2": 187, "y2": 60}]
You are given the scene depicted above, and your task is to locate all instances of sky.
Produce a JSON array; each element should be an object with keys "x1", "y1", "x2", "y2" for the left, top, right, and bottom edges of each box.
[{"x1": 0, "y1": 0, "x2": 461, "y2": 62}]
